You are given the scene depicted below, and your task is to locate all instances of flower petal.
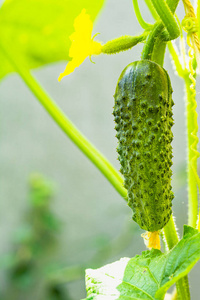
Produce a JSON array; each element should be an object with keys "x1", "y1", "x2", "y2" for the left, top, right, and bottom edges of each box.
[
  {"x1": 58, "y1": 56, "x2": 86, "y2": 81},
  {"x1": 73, "y1": 9, "x2": 93, "y2": 37},
  {"x1": 58, "y1": 9, "x2": 102, "y2": 81}
]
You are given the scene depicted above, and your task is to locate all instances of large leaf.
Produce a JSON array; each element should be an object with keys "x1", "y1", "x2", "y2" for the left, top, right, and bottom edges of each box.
[
  {"x1": 0, "y1": 0, "x2": 105, "y2": 80},
  {"x1": 84, "y1": 226, "x2": 200, "y2": 300}
]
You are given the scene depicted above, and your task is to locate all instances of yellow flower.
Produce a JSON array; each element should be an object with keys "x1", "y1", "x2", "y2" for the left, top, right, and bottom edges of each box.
[
  {"x1": 141, "y1": 231, "x2": 160, "y2": 250},
  {"x1": 58, "y1": 9, "x2": 102, "y2": 81}
]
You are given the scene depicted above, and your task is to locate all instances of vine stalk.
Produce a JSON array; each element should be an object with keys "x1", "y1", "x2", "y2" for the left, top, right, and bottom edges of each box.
[
  {"x1": 132, "y1": 0, "x2": 153, "y2": 29},
  {"x1": 0, "y1": 40, "x2": 127, "y2": 200},
  {"x1": 184, "y1": 74, "x2": 199, "y2": 228}
]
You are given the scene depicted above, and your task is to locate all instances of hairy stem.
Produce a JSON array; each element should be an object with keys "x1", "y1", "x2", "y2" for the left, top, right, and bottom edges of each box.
[
  {"x1": 167, "y1": 26, "x2": 200, "y2": 300},
  {"x1": 0, "y1": 41, "x2": 127, "y2": 200},
  {"x1": 176, "y1": 277, "x2": 191, "y2": 300},
  {"x1": 141, "y1": 21, "x2": 164, "y2": 60},
  {"x1": 151, "y1": 34, "x2": 166, "y2": 65},
  {"x1": 151, "y1": 0, "x2": 180, "y2": 40},
  {"x1": 166, "y1": 0, "x2": 180, "y2": 12},
  {"x1": 167, "y1": 39, "x2": 199, "y2": 228},
  {"x1": 141, "y1": 0, "x2": 180, "y2": 61},
  {"x1": 167, "y1": 41, "x2": 186, "y2": 77},
  {"x1": 163, "y1": 216, "x2": 179, "y2": 249},
  {"x1": 184, "y1": 74, "x2": 199, "y2": 228},
  {"x1": 144, "y1": 0, "x2": 159, "y2": 20},
  {"x1": 164, "y1": 217, "x2": 190, "y2": 300}
]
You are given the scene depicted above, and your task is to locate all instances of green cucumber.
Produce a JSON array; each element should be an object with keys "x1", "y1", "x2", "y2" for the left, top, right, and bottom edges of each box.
[{"x1": 114, "y1": 60, "x2": 174, "y2": 232}]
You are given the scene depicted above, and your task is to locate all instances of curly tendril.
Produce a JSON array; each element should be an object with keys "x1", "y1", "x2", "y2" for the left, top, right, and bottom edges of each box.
[
  {"x1": 187, "y1": 35, "x2": 200, "y2": 186},
  {"x1": 181, "y1": 0, "x2": 200, "y2": 71},
  {"x1": 182, "y1": 16, "x2": 199, "y2": 33},
  {"x1": 187, "y1": 36, "x2": 200, "y2": 230},
  {"x1": 182, "y1": 0, "x2": 200, "y2": 229}
]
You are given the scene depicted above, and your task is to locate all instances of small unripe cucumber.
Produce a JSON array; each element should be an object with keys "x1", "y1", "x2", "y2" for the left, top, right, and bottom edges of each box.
[{"x1": 114, "y1": 60, "x2": 174, "y2": 232}]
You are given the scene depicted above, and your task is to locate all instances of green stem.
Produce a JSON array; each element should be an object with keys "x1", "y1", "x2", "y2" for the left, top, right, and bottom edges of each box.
[
  {"x1": 144, "y1": 0, "x2": 159, "y2": 20},
  {"x1": 151, "y1": 34, "x2": 166, "y2": 65},
  {"x1": 147, "y1": 0, "x2": 179, "y2": 25},
  {"x1": 141, "y1": 0, "x2": 180, "y2": 61},
  {"x1": 184, "y1": 75, "x2": 199, "y2": 228},
  {"x1": 166, "y1": 20, "x2": 199, "y2": 299},
  {"x1": 167, "y1": 41, "x2": 199, "y2": 228},
  {"x1": 141, "y1": 22, "x2": 164, "y2": 60},
  {"x1": 176, "y1": 277, "x2": 191, "y2": 300},
  {"x1": 163, "y1": 215, "x2": 179, "y2": 249},
  {"x1": 164, "y1": 216, "x2": 191, "y2": 300},
  {"x1": 0, "y1": 41, "x2": 127, "y2": 200},
  {"x1": 132, "y1": 0, "x2": 153, "y2": 29},
  {"x1": 166, "y1": 0, "x2": 180, "y2": 13},
  {"x1": 167, "y1": 42, "x2": 186, "y2": 78},
  {"x1": 151, "y1": 0, "x2": 180, "y2": 40}
]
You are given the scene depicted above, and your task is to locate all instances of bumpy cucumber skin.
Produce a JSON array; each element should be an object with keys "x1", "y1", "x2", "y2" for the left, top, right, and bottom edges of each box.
[{"x1": 114, "y1": 60, "x2": 174, "y2": 232}]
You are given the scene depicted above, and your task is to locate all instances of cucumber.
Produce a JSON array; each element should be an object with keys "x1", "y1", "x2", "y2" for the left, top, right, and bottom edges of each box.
[{"x1": 114, "y1": 60, "x2": 174, "y2": 232}]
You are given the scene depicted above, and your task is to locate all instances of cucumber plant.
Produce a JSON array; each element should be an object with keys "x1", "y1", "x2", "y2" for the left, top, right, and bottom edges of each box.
[{"x1": 1, "y1": 0, "x2": 200, "y2": 299}]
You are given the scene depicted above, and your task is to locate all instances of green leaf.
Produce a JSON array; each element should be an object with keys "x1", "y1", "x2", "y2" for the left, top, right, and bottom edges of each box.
[
  {"x1": 183, "y1": 224, "x2": 198, "y2": 237},
  {"x1": 84, "y1": 226, "x2": 200, "y2": 300},
  {"x1": 0, "y1": 0, "x2": 105, "y2": 80}
]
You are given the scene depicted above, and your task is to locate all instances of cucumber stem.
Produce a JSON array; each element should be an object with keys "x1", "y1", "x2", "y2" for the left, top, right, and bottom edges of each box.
[
  {"x1": 141, "y1": 22, "x2": 164, "y2": 60},
  {"x1": 144, "y1": 0, "x2": 159, "y2": 20},
  {"x1": 184, "y1": 74, "x2": 199, "y2": 228},
  {"x1": 164, "y1": 216, "x2": 191, "y2": 300},
  {"x1": 151, "y1": 0, "x2": 180, "y2": 40},
  {"x1": 0, "y1": 40, "x2": 127, "y2": 200},
  {"x1": 141, "y1": 0, "x2": 180, "y2": 61},
  {"x1": 168, "y1": 36, "x2": 199, "y2": 229},
  {"x1": 163, "y1": 216, "x2": 179, "y2": 249},
  {"x1": 132, "y1": 0, "x2": 153, "y2": 29}
]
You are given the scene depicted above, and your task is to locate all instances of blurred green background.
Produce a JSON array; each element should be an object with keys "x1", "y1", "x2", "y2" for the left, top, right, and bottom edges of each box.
[{"x1": 0, "y1": 0, "x2": 200, "y2": 299}]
